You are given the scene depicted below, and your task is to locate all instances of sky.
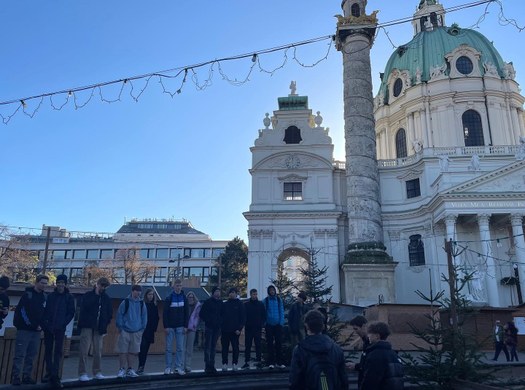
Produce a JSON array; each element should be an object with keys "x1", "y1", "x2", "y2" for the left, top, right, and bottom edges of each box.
[{"x1": 1, "y1": 0, "x2": 524, "y2": 242}]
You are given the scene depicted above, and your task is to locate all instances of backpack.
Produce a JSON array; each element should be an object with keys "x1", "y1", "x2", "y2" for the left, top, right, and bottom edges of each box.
[
  {"x1": 124, "y1": 298, "x2": 144, "y2": 316},
  {"x1": 303, "y1": 346, "x2": 340, "y2": 390}
]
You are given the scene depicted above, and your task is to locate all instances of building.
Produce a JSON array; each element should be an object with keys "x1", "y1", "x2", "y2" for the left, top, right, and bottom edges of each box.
[
  {"x1": 245, "y1": 0, "x2": 525, "y2": 307},
  {"x1": 2, "y1": 219, "x2": 227, "y2": 287}
]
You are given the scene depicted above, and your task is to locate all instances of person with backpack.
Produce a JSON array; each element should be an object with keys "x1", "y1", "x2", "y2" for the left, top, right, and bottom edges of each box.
[
  {"x1": 360, "y1": 321, "x2": 404, "y2": 390},
  {"x1": 41, "y1": 274, "x2": 75, "y2": 388},
  {"x1": 0, "y1": 276, "x2": 10, "y2": 331},
  {"x1": 289, "y1": 309, "x2": 348, "y2": 390},
  {"x1": 163, "y1": 278, "x2": 189, "y2": 375},
  {"x1": 11, "y1": 274, "x2": 49, "y2": 386},
  {"x1": 199, "y1": 286, "x2": 222, "y2": 374},
  {"x1": 137, "y1": 288, "x2": 160, "y2": 375},
  {"x1": 77, "y1": 277, "x2": 112, "y2": 382},
  {"x1": 264, "y1": 285, "x2": 285, "y2": 368},
  {"x1": 116, "y1": 284, "x2": 148, "y2": 378}
]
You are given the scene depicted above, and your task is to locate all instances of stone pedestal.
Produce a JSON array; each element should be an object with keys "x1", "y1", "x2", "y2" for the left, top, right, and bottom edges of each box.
[{"x1": 342, "y1": 262, "x2": 397, "y2": 306}]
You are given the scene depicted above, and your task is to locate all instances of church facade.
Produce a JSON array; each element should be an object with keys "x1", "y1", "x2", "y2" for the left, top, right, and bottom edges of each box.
[{"x1": 245, "y1": 0, "x2": 525, "y2": 308}]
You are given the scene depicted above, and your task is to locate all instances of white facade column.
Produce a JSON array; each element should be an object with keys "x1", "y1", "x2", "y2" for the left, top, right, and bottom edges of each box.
[
  {"x1": 444, "y1": 214, "x2": 458, "y2": 269},
  {"x1": 419, "y1": 109, "x2": 429, "y2": 148},
  {"x1": 511, "y1": 107, "x2": 523, "y2": 142},
  {"x1": 478, "y1": 214, "x2": 499, "y2": 306},
  {"x1": 511, "y1": 214, "x2": 525, "y2": 297},
  {"x1": 517, "y1": 108, "x2": 525, "y2": 138},
  {"x1": 408, "y1": 112, "x2": 416, "y2": 152},
  {"x1": 425, "y1": 99, "x2": 433, "y2": 147}
]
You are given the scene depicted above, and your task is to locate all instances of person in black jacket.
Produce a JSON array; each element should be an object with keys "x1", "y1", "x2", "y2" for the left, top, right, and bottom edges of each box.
[
  {"x1": 220, "y1": 287, "x2": 246, "y2": 371},
  {"x1": 346, "y1": 315, "x2": 369, "y2": 389},
  {"x1": 137, "y1": 288, "x2": 160, "y2": 374},
  {"x1": 42, "y1": 274, "x2": 75, "y2": 388},
  {"x1": 288, "y1": 291, "x2": 308, "y2": 348},
  {"x1": 360, "y1": 321, "x2": 404, "y2": 390},
  {"x1": 12, "y1": 274, "x2": 49, "y2": 386},
  {"x1": 199, "y1": 286, "x2": 222, "y2": 374},
  {"x1": 242, "y1": 288, "x2": 266, "y2": 369},
  {"x1": 0, "y1": 276, "x2": 10, "y2": 331},
  {"x1": 289, "y1": 310, "x2": 348, "y2": 390},
  {"x1": 77, "y1": 277, "x2": 112, "y2": 382}
]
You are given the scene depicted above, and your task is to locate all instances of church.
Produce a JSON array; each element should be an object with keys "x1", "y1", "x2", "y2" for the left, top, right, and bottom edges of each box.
[{"x1": 245, "y1": 0, "x2": 525, "y2": 308}]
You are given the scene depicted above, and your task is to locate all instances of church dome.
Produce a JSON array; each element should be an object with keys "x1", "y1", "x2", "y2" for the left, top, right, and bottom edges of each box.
[{"x1": 377, "y1": 25, "x2": 507, "y2": 104}]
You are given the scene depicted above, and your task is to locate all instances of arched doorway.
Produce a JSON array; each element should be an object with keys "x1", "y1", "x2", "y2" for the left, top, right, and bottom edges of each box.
[{"x1": 277, "y1": 247, "x2": 310, "y2": 291}]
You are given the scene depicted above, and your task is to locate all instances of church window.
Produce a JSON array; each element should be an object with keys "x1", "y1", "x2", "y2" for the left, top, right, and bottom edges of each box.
[
  {"x1": 456, "y1": 56, "x2": 473, "y2": 75},
  {"x1": 351, "y1": 3, "x2": 360, "y2": 17},
  {"x1": 284, "y1": 182, "x2": 303, "y2": 201},
  {"x1": 430, "y1": 12, "x2": 438, "y2": 27},
  {"x1": 462, "y1": 110, "x2": 484, "y2": 146},
  {"x1": 284, "y1": 126, "x2": 302, "y2": 144},
  {"x1": 419, "y1": 16, "x2": 427, "y2": 31},
  {"x1": 393, "y1": 78, "x2": 403, "y2": 97},
  {"x1": 406, "y1": 178, "x2": 421, "y2": 198},
  {"x1": 408, "y1": 234, "x2": 425, "y2": 266},
  {"x1": 395, "y1": 128, "x2": 407, "y2": 158}
]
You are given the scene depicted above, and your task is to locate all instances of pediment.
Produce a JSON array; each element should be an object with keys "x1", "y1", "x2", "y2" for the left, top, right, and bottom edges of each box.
[
  {"x1": 446, "y1": 160, "x2": 525, "y2": 195},
  {"x1": 254, "y1": 152, "x2": 333, "y2": 170}
]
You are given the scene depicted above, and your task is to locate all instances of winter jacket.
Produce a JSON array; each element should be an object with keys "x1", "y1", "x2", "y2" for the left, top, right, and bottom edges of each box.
[
  {"x1": 221, "y1": 298, "x2": 246, "y2": 332},
  {"x1": 142, "y1": 301, "x2": 160, "y2": 344},
  {"x1": 288, "y1": 301, "x2": 307, "y2": 333},
  {"x1": 77, "y1": 287, "x2": 113, "y2": 335},
  {"x1": 163, "y1": 290, "x2": 188, "y2": 329},
  {"x1": 289, "y1": 333, "x2": 348, "y2": 390},
  {"x1": 187, "y1": 302, "x2": 202, "y2": 332},
  {"x1": 264, "y1": 295, "x2": 284, "y2": 326},
  {"x1": 355, "y1": 335, "x2": 371, "y2": 387},
  {"x1": 199, "y1": 296, "x2": 222, "y2": 329},
  {"x1": 42, "y1": 287, "x2": 75, "y2": 332},
  {"x1": 0, "y1": 292, "x2": 9, "y2": 330},
  {"x1": 116, "y1": 296, "x2": 147, "y2": 333},
  {"x1": 13, "y1": 286, "x2": 47, "y2": 331},
  {"x1": 244, "y1": 298, "x2": 266, "y2": 330},
  {"x1": 360, "y1": 340, "x2": 404, "y2": 390}
]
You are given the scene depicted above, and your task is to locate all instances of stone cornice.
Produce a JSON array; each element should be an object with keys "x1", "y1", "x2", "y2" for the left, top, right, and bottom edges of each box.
[{"x1": 244, "y1": 211, "x2": 343, "y2": 220}]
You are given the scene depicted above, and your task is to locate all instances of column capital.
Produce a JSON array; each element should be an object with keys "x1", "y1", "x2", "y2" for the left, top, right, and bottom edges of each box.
[
  {"x1": 477, "y1": 213, "x2": 492, "y2": 227},
  {"x1": 444, "y1": 214, "x2": 458, "y2": 225},
  {"x1": 511, "y1": 214, "x2": 524, "y2": 226}
]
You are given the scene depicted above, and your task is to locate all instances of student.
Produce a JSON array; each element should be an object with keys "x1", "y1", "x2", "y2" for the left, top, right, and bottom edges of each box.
[
  {"x1": 199, "y1": 286, "x2": 222, "y2": 374},
  {"x1": 77, "y1": 277, "x2": 112, "y2": 382},
  {"x1": 116, "y1": 285, "x2": 147, "y2": 378},
  {"x1": 12, "y1": 274, "x2": 49, "y2": 386},
  {"x1": 242, "y1": 288, "x2": 266, "y2": 369},
  {"x1": 264, "y1": 285, "x2": 285, "y2": 369},
  {"x1": 184, "y1": 291, "x2": 202, "y2": 373},
  {"x1": 220, "y1": 287, "x2": 245, "y2": 371},
  {"x1": 289, "y1": 310, "x2": 348, "y2": 390},
  {"x1": 163, "y1": 279, "x2": 189, "y2": 375},
  {"x1": 288, "y1": 291, "x2": 308, "y2": 347},
  {"x1": 137, "y1": 288, "x2": 160, "y2": 375},
  {"x1": 346, "y1": 315, "x2": 369, "y2": 389},
  {"x1": 360, "y1": 321, "x2": 404, "y2": 390},
  {"x1": 0, "y1": 276, "x2": 10, "y2": 331},
  {"x1": 41, "y1": 274, "x2": 75, "y2": 388}
]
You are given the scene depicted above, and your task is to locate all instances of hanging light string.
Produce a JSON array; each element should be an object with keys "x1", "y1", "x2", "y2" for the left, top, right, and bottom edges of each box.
[{"x1": 1, "y1": 0, "x2": 521, "y2": 124}]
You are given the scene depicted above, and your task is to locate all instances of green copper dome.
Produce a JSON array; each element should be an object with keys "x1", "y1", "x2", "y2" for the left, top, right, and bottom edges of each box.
[{"x1": 378, "y1": 25, "x2": 507, "y2": 102}]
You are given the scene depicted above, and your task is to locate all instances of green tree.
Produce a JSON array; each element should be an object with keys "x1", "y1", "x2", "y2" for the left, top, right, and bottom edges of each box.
[
  {"x1": 0, "y1": 226, "x2": 39, "y2": 282},
  {"x1": 270, "y1": 260, "x2": 296, "y2": 305},
  {"x1": 298, "y1": 248, "x2": 332, "y2": 302},
  {"x1": 214, "y1": 237, "x2": 248, "y2": 297}
]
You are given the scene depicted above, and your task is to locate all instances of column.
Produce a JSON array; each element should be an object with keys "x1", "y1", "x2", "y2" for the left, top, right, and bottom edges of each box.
[
  {"x1": 444, "y1": 214, "x2": 458, "y2": 268},
  {"x1": 478, "y1": 214, "x2": 499, "y2": 306},
  {"x1": 425, "y1": 99, "x2": 433, "y2": 147},
  {"x1": 419, "y1": 109, "x2": 429, "y2": 149},
  {"x1": 511, "y1": 214, "x2": 525, "y2": 297}
]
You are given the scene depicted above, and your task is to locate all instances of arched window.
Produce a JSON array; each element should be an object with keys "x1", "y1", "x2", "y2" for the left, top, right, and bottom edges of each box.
[
  {"x1": 409, "y1": 234, "x2": 425, "y2": 266},
  {"x1": 284, "y1": 126, "x2": 302, "y2": 144},
  {"x1": 351, "y1": 3, "x2": 361, "y2": 17},
  {"x1": 462, "y1": 110, "x2": 485, "y2": 146},
  {"x1": 430, "y1": 12, "x2": 438, "y2": 27},
  {"x1": 420, "y1": 16, "x2": 427, "y2": 31},
  {"x1": 395, "y1": 128, "x2": 407, "y2": 158},
  {"x1": 393, "y1": 78, "x2": 403, "y2": 97}
]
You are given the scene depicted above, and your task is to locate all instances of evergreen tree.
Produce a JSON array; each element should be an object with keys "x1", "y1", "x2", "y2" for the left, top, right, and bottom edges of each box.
[
  {"x1": 298, "y1": 248, "x2": 332, "y2": 302},
  {"x1": 270, "y1": 260, "x2": 296, "y2": 306},
  {"x1": 213, "y1": 237, "x2": 248, "y2": 297}
]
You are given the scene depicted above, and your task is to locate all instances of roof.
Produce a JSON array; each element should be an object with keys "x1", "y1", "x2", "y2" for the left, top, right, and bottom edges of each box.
[
  {"x1": 277, "y1": 95, "x2": 308, "y2": 111},
  {"x1": 116, "y1": 221, "x2": 205, "y2": 235},
  {"x1": 105, "y1": 284, "x2": 210, "y2": 302}
]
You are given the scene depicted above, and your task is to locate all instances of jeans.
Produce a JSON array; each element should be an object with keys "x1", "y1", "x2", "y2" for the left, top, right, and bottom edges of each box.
[
  {"x1": 78, "y1": 328, "x2": 105, "y2": 376},
  {"x1": 265, "y1": 324, "x2": 283, "y2": 365},
  {"x1": 244, "y1": 327, "x2": 262, "y2": 363},
  {"x1": 165, "y1": 327, "x2": 185, "y2": 370},
  {"x1": 44, "y1": 330, "x2": 65, "y2": 380},
  {"x1": 221, "y1": 331, "x2": 240, "y2": 365},
  {"x1": 12, "y1": 329, "x2": 41, "y2": 380},
  {"x1": 204, "y1": 326, "x2": 220, "y2": 369},
  {"x1": 184, "y1": 330, "x2": 196, "y2": 371}
]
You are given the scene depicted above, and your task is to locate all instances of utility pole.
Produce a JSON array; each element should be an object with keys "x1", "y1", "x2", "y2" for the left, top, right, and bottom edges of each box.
[
  {"x1": 445, "y1": 238, "x2": 458, "y2": 334},
  {"x1": 42, "y1": 226, "x2": 51, "y2": 274}
]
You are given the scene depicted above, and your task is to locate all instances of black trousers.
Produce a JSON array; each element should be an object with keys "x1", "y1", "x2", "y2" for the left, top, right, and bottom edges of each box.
[
  {"x1": 244, "y1": 327, "x2": 262, "y2": 363},
  {"x1": 204, "y1": 326, "x2": 220, "y2": 369},
  {"x1": 493, "y1": 341, "x2": 510, "y2": 361},
  {"x1": 138, "y1": 336, "x2": 151, "y2": 368},
  {"x1": 265, "y1": 324, "x2": 282, "y2": 365},
  {"x1": 44, "y1": 330, "x2": 65, "y2": 380},
  {"x1": 221, "y1": 331, "x2": 240, "y2": 365}
]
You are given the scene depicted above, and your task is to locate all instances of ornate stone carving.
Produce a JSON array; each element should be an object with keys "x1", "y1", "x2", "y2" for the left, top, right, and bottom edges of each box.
[
  {"x1": 412, "y1": 139, "x2": 423, "y2": 154},
  {"x1": 263, "y1": 113, "x2": 271, "y2": 129},
  {"x1": 429, "y1": 63, "x2": 447, "y2": 81},
  {"x1": 468, "y1": 154, "x2": 481, "y2": 171},
  {"x1": 314, "y1": 111, "x2": 323, "y2": 127},
  {"x1": 504, "y1": 62, "x2": 516, "y2": 80},
  {"x1": 483, "y1": 61, "x2": 499, "y2": 78},
  {"x1": 335, "y1": 10, "x2": 379, "y2": 26},
  {"x1": 289, "y1": 81, "x2": 297, "y2": 96},
  {"x1": 439, "y1": 155, "x2": 450, "y2": 172},
  {"x1": 515, "y1": 136, "x2": 525, "y2": 161},
  {"x1": 285, "y1": 154, "x2": 301, "y2": 169}
]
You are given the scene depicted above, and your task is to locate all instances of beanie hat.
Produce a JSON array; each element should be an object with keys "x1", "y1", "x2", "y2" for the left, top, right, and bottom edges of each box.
[{"x1": 56, "y1": 274, "x2": 68, "y2": 285}]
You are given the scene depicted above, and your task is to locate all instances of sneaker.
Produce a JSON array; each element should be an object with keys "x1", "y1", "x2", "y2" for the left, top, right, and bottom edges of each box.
[
  {"x1": 255, "y1": 361, "x2": 263, "y2": 369},
  {"x1": 241, "y1": 362, "x2": 250, "y2": 369},
  {"x1": 164, "y1": 368, "x2": 172, "y2": 375},
  {"x1": 232, "y1": 364, "x2": 238, "y2": 371},
  {"x1": 205, "y1": 367, "x2": 217, "y2": 375},
  {"x1": 176, "y1": 369, "x2": 185, "y2": 376},
  {"x1": 268, "y1": 364, "x2": 275, "y2": 369},
  {"x1": 127, "y1": 368, "x2": 139, "y2": 377},
  {"x1": 277, "y1": 364, "x2": 286, "y2": 369},
  {"x1": 79, "y1": 374, "x2": 91, "y2": 382},
  {"x1": 22, "y1": 376, "x2": 36, "y2": 385},
  {"x1": 184, "y1": 368, "x2": 191, "y2": 373},
  {"x1": 11, "y1": 376, "x2": 21, "y2": 386},
  {"x1": 41, "y1": 373, "x2": 50, "y2": 383},
  {"x1": 117, "y1": 368, "x2": 126, "y2": 378},
  {"x1": 222, "y1": 364, "x2": 228, "y2": 372},
  {"x1": 94, "y1": 373, "x2": 105, "y2": 380},
  {"x1": 137, "y1": 367, "x2": 144, "y2": 375}
]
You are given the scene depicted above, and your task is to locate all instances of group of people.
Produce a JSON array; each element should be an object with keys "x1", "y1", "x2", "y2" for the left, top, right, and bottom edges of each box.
[{"x1": 493, "y1": 319, "x2": 519, "y2": 362}]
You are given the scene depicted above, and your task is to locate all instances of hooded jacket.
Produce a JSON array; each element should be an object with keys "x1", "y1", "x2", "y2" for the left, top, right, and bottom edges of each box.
[
  {"x1": 116, "y1": 295, "x2": 148, "y2": 333},
  {"x1": 163, "y1": 290, "x2": 188, "y2": 329},
  {"x1": 221, "y1": 297, "x2": 246, "y2": 332},
  {"x1": 77, "y1": 287, "x2": 113, "y2": 335},
  {"x1": 289, "y1": 333, "x2": 348, "y2": 390},
  {"x1": 360, "y1": 340, "x2": 404, "y2": 390},
  {"x1": 14, "y1": 286, "x2": 47, "y2": 331},
  {"x1": 42, "y1": 286, "x2": 75, "y2": 332},
  {"x1": 264, "y1": 286, "x2": 284, "y2": 326}
]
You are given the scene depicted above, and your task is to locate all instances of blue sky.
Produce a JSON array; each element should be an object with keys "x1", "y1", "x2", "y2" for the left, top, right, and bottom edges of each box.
[{"x1": 1, "y1": 0, "x2": 524, "y2": 242}]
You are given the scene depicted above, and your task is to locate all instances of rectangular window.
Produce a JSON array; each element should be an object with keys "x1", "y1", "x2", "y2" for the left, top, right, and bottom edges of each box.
[
  {"x1": 406, "y1": 178, "x2": 421, "y2": 199},
  {"x1": 212, "y1": 248, "x2": 224, "y2": 258},
  {"x1": 86, "y1": 249, "x2": 99, "y2": 259},
  {"x1": 156, "y1": 248, "x2": 169, "y2": 259},
  {"x1": 284, "y1": 182, "x2": 303, "y2": 200},
  {"x1": 170, "y1": 248, "x2": 183, "y2": 259},
  {"x1": 140, "y1": 249, "x2": 149, "y2": 259},
  {"x1": 52, "y1": 250, "x2": 67, "y2": 260},
  {"x1": 100, "y1": 249, "x2": 114, "y2": 259},
  {"x1": 204, "y1": 248, "x2": 212, "y2": 258},
  {"x1": 72, "y1": 250, "x2": 86, "y2": 260},
  {"x1": 184, "y1": 248, "x2": 191, "y2": 258},
  {"x1": 154, "y1": 267, "x2": 168, "y2": 283},
  {"x1": 191, "y1": 249, "x2": 205, "y2": 258}
]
